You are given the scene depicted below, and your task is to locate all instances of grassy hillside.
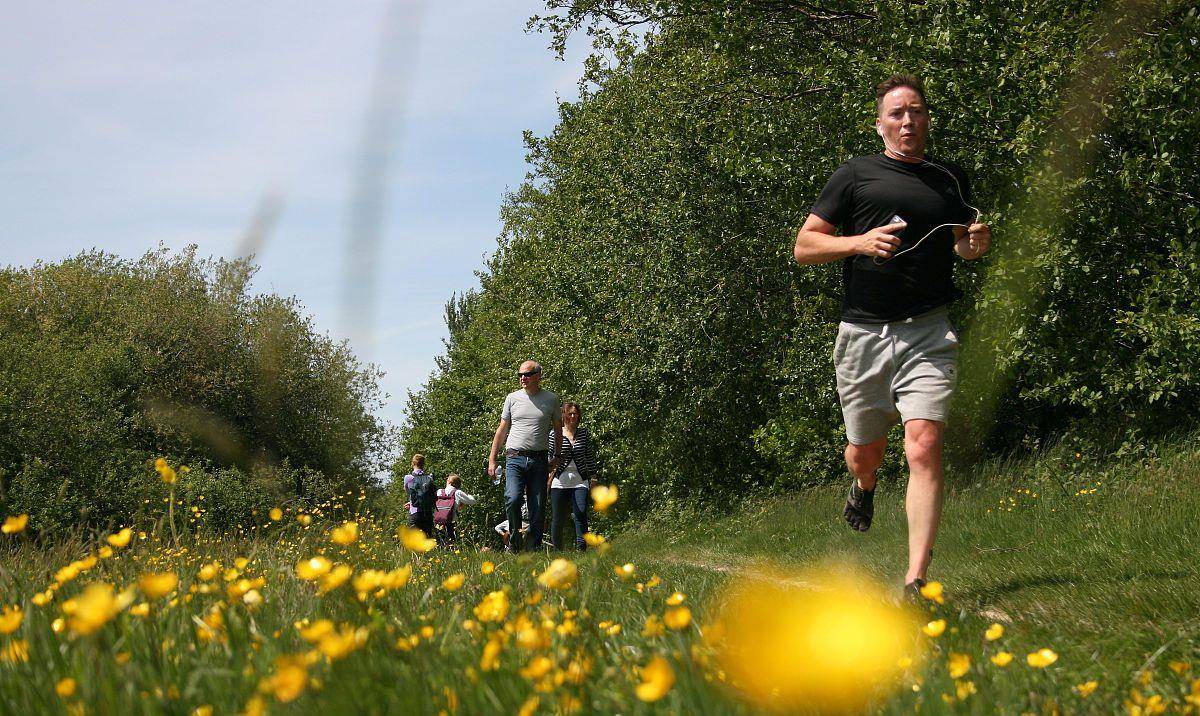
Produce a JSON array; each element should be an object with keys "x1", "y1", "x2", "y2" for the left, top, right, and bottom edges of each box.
[{"x1": 0, "y1": 437, "x2": 1197, "y2": 714}]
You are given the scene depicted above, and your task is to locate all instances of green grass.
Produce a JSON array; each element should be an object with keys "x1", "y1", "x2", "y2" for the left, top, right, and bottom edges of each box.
[{"x1": 0, "y1": 439, "x2": 1197, "y2": 715}]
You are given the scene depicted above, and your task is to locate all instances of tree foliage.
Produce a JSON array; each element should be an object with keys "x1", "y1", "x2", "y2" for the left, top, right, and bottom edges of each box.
[
  {"x1": 0, "y1": 248, "x2": 395, "y2": 531},
  {"x1": 403, "y1": 0, "x2": 1199, "y2": 525}
]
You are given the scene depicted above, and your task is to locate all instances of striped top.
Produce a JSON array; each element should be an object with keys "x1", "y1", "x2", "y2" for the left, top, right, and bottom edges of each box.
[{"x1": 549, "y1": 426, "x2": 599, "y2": 479}]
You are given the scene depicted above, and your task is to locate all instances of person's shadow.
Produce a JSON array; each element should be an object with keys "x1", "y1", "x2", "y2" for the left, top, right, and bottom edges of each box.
[{"x1": 966, "y1": 568, "x2": 1192, "y2": 602}]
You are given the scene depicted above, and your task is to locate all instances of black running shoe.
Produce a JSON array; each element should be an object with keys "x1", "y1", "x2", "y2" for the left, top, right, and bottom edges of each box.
[
  {"x1": 843, "y1": 482, "x2": 875, "y2": 532},
  {"x1": 903, "y1": 577, "x2": 927, "y2": 605}
]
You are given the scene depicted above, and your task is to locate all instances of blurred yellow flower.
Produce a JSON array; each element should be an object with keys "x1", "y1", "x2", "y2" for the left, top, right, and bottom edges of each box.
[
  {"x1": 0, "y1": 606, "x2": 22, "y2": 634},
  {"x1": 297, "y1": 514, "x2": 313, "y2": 526},
  {"x1": 991, "y1": 651, "x2": 1014, "y2": 667},
  {"x1": 947, "y1": 652, "x2": 971, "y2": 679},
  {"x1": 138, "y1": 572, "x2": 179, "y2": 600},
  {"x1": 520, "y1": 655, "x2": 553, "y2": 680},
  {"x1": 198, "y1": 562, "x2": 221, "y2": 581},
  {"x1": 299, "y1": 619, "x2": 335, "y2": 643},
  {"x1": 1075, "y1": 680, "x2": 1098, "y2": 697},
  {"x1": 268, "y1": 508, "x2": 283, "y2": 521},
  {"x1": 69, "y1": 583, "x2": 125, "y2": 635},
  {"x1": 381, "y1": 565, "x2": 412, "y2": 590},
  {"x1": 443, "y1": 573, "x2": 465, "y2": 592},
  {"x1": 155, "y1": 458, "x2": 177, "y2": 485},
  {"x1": 318, "y1": 625, "x2": 368, "y2": 660},
  {"x1": 330, "y1": 521, "x2": 359, "y2": 546},
  {"x1": 590, "y1": 484, "x2": 618, "y2": 513},
  {"x1": 480, "y1": 637, "x2": 503, "y2": 671},
  {"x1": 262, "y1": 655, "x2": 308, "y2": 702},
  {"x1": 1027, "y1": 648, "x2": 1058, "y2": 668},
  {"x1": 1170, "y1": 661, "x2": 1191, "y2": 676},
  {"x1": 481, "y1": 561, "x2": 495, "y2": 574},
  {"x1": 955, "y1": 680, "x2": 977, "y2": 700},
  {"x1": 353, "y1": 569, "x2": 384, "y2": 594},
  {"x1": 642, "y1": 614, "x2": 665, "y2": 638},
  {"x1": 318, "y1": 564, "x2": 353, "y2": 595},
  {"x1": 419, "y1": 625, "x2": 435, "y2": 639},
  {"x1": 922, "y1": 619, "x2": 946, "y2": 637},
  {"x1": 31, "y1": 591, "x2": 52, "y2": 607},
  {"x1": 664, "y1": 606, "x2": 692, "y2": 631},
  {"x1": 517, "y1": 696, "x2": 539, "y2": 716},
  {"x1": 614, "y1": 563, "x2": 636, "y2": 581},
  {"x1": 985, "y1": 623, "x2": 1004, "y2": 641},
  {"x1": 129, "y1": 603, "x2": 150, "y2": 617},
  {"x1": 98, "y1": 546, "x2": 114, "y2": 559},
  {"x1": 645, "y1": 575, "x2": 661, "y2": 589},
  {"x1": 242, "y1": 589, "x2": 263, "y2": 607},
  {"x1": 582, "y1": 532, "x2": 605, "y2": 547},
  {"x1": 635, "y1": 656, "x2": 675, "y2": 703},
  {"x1": 106, "y1": 528, "x2": 132, "y2": 548},
  {"x1": 474, "y1": 591, "x2": 510, "y2": 623},
  {"x1": 537, "y1": 559, "x2": 578, "y2": 591},
  {"x1": 193, "y1": 706, "x2": 213, "y2": 716},
  {"x1": 0, "y1": 640, "x2": 29, "y2": 663},
  {"x1": 665, "y1": 592, "x2": 686, "y2": 605},
  {"x1": 919, "y1": 581, "x2": 944, "y2": 604},
  {"x1": 399, "y1": 527, "x2": 437, "y2": 553},
  {"x1": 296, "y1": 556, "x2": 332, "y2": 581},
  {"x1": 55, "y1": 678, "x2": 77, "y2": 697},
  {"x1": 2, "y1": 514, "x2": 29, "y2": 535},
  {"x1": 712, "y1": 568, "x2": 920, "y2": 713}
]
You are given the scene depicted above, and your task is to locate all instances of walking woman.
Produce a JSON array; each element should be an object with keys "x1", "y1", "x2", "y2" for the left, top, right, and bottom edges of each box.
[{"x1": 549, "y1": 401, "x2": 599, "y2": 550}]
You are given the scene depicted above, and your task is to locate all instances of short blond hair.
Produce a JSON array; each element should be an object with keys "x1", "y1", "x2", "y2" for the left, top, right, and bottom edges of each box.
[{"x1": 447, "y1": 474, "x2": 461, "y2": 488}]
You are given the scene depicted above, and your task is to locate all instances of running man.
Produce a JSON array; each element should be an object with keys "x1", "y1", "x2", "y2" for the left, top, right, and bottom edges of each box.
[
  {"x1": 793, "y1": 74, "x2": 991, "y2": 595},
  {"x1": 488, "y1": 360, "x2": 562, "y2": 552}
]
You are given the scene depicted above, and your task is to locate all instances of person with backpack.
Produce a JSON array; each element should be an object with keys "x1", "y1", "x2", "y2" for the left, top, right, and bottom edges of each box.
[
  {"x1": 404, "y1": 453, "x2": 437, "y2": 537},
  {"x1": 434, "y1": 473, "x2": 476, "y2": 545}
]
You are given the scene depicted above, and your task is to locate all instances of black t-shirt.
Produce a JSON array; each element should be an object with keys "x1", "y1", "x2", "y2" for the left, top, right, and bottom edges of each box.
[{"x1": 811, "y1": 154, "x2": 973, "y2": 323}]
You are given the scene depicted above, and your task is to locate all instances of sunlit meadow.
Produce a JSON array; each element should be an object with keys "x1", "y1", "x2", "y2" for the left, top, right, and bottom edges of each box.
[{"x1": 2, "y1": 442, "x2": 1200, "y2": 715}]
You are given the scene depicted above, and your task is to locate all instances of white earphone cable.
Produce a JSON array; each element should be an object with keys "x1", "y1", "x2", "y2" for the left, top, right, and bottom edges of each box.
[{"x1": 873, "y1": 138, "x2": 981, "y2": 265}]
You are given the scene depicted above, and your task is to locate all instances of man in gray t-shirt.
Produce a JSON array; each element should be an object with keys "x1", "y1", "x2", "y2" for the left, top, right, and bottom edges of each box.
[{"x1": 488, "y1": 360, "x2": 562, "y2": 551}]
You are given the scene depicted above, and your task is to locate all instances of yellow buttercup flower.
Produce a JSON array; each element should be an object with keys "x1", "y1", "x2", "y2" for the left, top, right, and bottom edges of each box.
[
  {"x1": 1169, "y1": 661, "x2": 1191, "y2": 676},
  {"x1": 56, "y1": 678, "x2": 77, "y2": 697},
  {"x1": 317, "y1": 625, "x2": 368, "y2": 660},
  {"x1": 590, "y1": 484, "x2": 618, "y2": 513},
  {"x1": 399, "y1": 526, "x2": 436, "y2": 553},
  {"x1": 299, "y1": 619, "x2": 336, "y2": 643},
  {"x1": 474, "y1": 591, "x2": 510, "y2": 623},
  {"x1": 0, "y1": 606, "x2": 22, "y2": 634},
  {"x1": 582, "y1": 532, "x2": 606, "y2": 547},
  {"x1": 98, "y1": 546, "x2": 114, "y2": 559},
  {"x1": 635, "y1": 656, "x2": 675, "y2": 703},
  {"x1": 296, "y1": 556, "x2": 332, "y2": 581},
  {"x1": 947, "y1": 652, "x2": 971, "y2": 679},
  {"x1": 664, "y1": 606, "x2": 692, "y2": 630},
  {"x1": 155, "y1": 458, "x2": 177, "y2": 484},
  {"x1": 1027, "y1": 648, "x2": 1058, "y2": 668},
  {"x1": 268, "y1": 508, "x2": 283, "y2": 521},
  {"x1": 352, "y1": 569, "x2": 385, "y2": 594},
  {"x1": 69, "y1": 583, "x2": 124, "y2": 635},
  {"x1": 297, "y1": 514, "x2": 313, "y2": 526},
  {"x1": 520, "y1": 655, "x2": 554, "y2": 680},
  {"x1": 198, "y1": 562, "x2": 221, "y2": 581},
  {"x1": 955, "y1": 680, "x2": 977, "y2": 701},
  {"x1": 2, "y1": 514, "x2": 28, "y2": 534},
  {"x1": 922, "y1": 619, "x2": 946, "y2": 637},
  {"x1": 985, "y1": 623, "x2": 1004, "y2": 641},
  {"x1": 317, "y1": 564, "x2": 353, "y2": 595},
  {"x1": 665, "y1": 592, "x2": 686, "y2": 605},
  {"x1": 381, "y1": 565, "x2": 412, "y2": 590},
  {"x1": 614, "y1": 563, "x2": 636, "y2": 581},
  {"x1": 481, "y1": 561, "x2": 495, "y2": 574},
  {"x1": 129, "y1": 602, "x2": 150, "y2": 617},
  {"x1": 138, "y1": 572, "x2": 179, "y2": 599},
  {"x1": 642, "y1": 614, "x2": 665, "y2": 638},
  {"x1": 262, "y1": 655, "x2": 308, "y2": 702},
  {"x1": 242, "y1": 589, "x2": 263, "y2": 607},
  {"x1": 0, "y1": 640, "x2": 29, "y2": 663},
  {"x1": 329, "y1": 521, "x2": 359, "y2": 546},
  {"x1": 537, "y1": 559, "x2": 578, "y2": 591},
  {"x1": 991, "y1": 651, "x2": 1014, "y2": 667},
  {"x1": 106, "y1": 528, "x2": 133, "y2": 548},
  {"x1": 919, "y1": 581, "x2": 945, "y2": 604},
  {"x1": 517, "y1": 696, "x2": 539, "y2": 716},
  {"x1": 1075, "y1": 680, "x2": 1098, "y2": 697},
  {"x1": 480, "y1": 636, "x2": 504, "y2": 671},
  {"x1": 712, "y1": 568, "x2": 921, "y2": 713},
  {"x1": 442, "y1": 573, "x2": 465, "y2": 592}
]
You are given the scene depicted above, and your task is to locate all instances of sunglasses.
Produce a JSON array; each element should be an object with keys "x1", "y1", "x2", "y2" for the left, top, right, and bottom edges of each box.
[{"x1": 518, "y1": 370, "x2": 541, "y2": 378}]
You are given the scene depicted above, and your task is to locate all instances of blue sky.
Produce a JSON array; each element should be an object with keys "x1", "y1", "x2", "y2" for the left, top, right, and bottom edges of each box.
[{"x1": 1, "y1": 1, "x2": 589, "y2": 430}]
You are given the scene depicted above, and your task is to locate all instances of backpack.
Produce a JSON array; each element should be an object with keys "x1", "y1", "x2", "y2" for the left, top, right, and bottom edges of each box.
[
  {"x1": 434, "y1": 487, "x2": 457, "y2": 527},
  {"x1": 408, "y1": 472, "x2": 436, "y2": 514}
]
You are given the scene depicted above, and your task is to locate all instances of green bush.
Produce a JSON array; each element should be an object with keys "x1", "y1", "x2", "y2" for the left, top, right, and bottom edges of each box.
[{"x1": 0, "y1": 248, "x2": 395, "y2": 532}]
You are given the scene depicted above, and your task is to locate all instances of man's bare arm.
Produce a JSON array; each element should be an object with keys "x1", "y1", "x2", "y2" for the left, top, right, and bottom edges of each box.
[
  {"x1": 953, "y1": 223, "x2": 991, "y2": 260},
  {"x1": 794, "y1": 213, "x2": 905, "y2": 265},
  {"x1": 488, "y1": 419, "x2": 510, "y2": 477}
]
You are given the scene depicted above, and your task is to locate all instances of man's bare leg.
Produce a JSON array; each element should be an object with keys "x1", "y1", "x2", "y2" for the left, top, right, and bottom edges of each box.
[
  {"x1": 903, "y1": 419, "x2": 944, "y2": 584},
  {"x1": 845, "y1": 438, "x2": 886, "y2": 490}
]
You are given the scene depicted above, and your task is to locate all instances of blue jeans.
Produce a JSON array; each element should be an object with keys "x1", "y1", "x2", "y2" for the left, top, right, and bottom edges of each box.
[
  {"x1": 550, "y1": 487, "x2": 589, "y2": 551},
  {"x1": 505, "y1": 454, "x2": 548, "y2": 551}
]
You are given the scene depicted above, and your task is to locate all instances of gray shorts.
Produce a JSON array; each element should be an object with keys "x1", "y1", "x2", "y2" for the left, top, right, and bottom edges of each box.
[{"x1": 833, "y1": 307, "x2": 959, "y2": 445}]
